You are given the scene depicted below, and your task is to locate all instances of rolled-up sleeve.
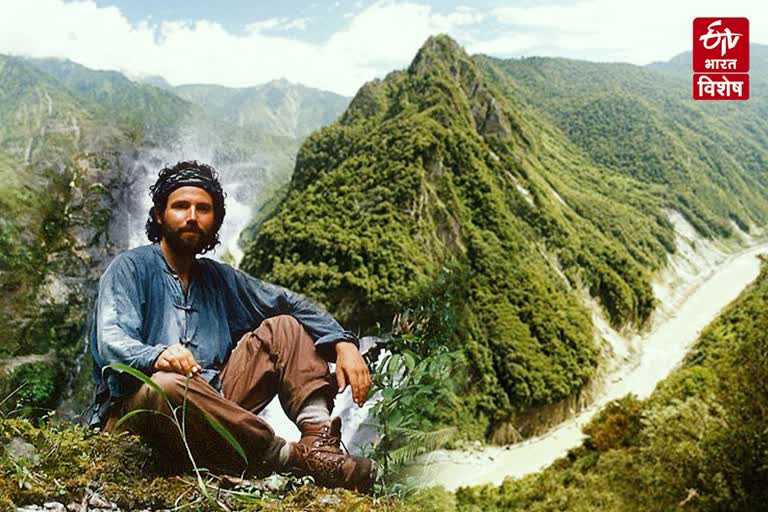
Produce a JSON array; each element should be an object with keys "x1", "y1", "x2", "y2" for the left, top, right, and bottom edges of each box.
[
  {"x1": 96, "y1": 255, "x2": 166, "y2": 397},
  {"x1": 227, "y1": 267, "x2": 358, "y2": 360}
]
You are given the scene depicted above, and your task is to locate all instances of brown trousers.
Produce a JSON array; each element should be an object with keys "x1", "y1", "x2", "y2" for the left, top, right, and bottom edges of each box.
[{"x1": 105, "y1": 315, "x2": 335, "y2": 474}]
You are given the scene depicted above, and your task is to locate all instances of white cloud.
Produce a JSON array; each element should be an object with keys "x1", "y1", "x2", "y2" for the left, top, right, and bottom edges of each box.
[
  {"x1": 0, "y1": 0, "x2": 764, "y2": 97},
  {"x1": 0, "y1": 0, "x2": 486, "y2": 95}
]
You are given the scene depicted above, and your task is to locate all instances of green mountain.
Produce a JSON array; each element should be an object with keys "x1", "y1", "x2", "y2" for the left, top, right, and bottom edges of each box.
[
  {"x1": 26, "y1": 58, "x2": 294, "y2": 166},
  {"x1": 136, "y1": 74, "x2": 173, "y2": 90},
  {"x1": 649, "y1": 43, "x2": 768, "y2": 79},
  {"x1": 173, "y1": 79, "x2": 349, "y2": 139},
  {"x1": 0, "y1": 55, "x2": 126, "y2": 167},
  {"x1": 29, "y1": 58, "x2": 348, "y2": 203},
  {"x1": 240, "y1": 35, "x2": 768, "y2": 436},
  {"x1": 27, "y1": 57, "x2": 194, "y2": 142}
]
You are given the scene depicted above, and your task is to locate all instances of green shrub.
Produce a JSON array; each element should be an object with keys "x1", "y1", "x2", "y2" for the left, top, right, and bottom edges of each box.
[
  {"x1": 9, "y1": 362, "x2": 59, "y2": 415},
  {"x1": 582, "y1": 395, "x2": 643, "y2": 451}
]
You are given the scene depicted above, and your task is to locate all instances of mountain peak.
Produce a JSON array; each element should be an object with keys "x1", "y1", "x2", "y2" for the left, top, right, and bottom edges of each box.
[
  {"x1": 408, "y1": 34, "x2": 473, "y2": 78},
  {"x1": 265, "y1": 77, "x2": 292, "y2": 87},
  {"x1": 341, "y1": 34, "x2": 514, "y2": 138},
  {"x1": 138, "y1": 74, "x2": 172, "y2": 90},
  {"x1": 411, "y1": 35, "x2": 515, "y2": 138}
]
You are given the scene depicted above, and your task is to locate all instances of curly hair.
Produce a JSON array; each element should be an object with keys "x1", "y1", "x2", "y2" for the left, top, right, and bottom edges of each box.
[{"x1": 145, "y1": 160, "x2": 227, "y2": 254}]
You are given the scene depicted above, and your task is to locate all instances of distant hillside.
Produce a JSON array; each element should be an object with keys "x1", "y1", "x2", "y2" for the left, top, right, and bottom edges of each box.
[
  {"x1": 0, "y1": 55, "x2": 124, "y2": 167},
  {"x1": 173, "y1": 79, "x2": 349, "y2": 139},
  {"x1": 649, "y1": 42, "x2": 768, "y2": 80},
  {"x1": 29, "y1": 58, "x2": 348, "y2": 198},
  {"x1": 27, "y1": 57, "x2": 195, "y2": 142},
  {"x1": 240, "y1": 35, "x2": 768, "y2": 436},
  {"x1": 478, "y1": 44, "x2": 768, "y2": 237},
  {"x1": 27, "y1": 57, "x2": 312, "y2": 209}
]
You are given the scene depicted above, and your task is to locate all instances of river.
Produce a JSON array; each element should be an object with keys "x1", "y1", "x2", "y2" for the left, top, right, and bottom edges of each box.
[{"x1": 410, "y1": 241, "x2": 768, "y2": 490}]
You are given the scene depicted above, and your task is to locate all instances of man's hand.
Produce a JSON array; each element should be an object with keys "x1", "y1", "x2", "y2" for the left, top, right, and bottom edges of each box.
[
  {"x1": 335, "y1": 341, "x2": 370, "y2": 407},
  {"x1": 154, "y1": 343, "x2": 201, "y2": 376}
]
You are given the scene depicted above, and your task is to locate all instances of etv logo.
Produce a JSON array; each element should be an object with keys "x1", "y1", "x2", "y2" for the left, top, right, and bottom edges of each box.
[
  {"x1": 692, "y1": 17, "x2": 749, "y2": 100},
  {"x1": 699, "y1": 19, "x2": 744, "y2": 57}
]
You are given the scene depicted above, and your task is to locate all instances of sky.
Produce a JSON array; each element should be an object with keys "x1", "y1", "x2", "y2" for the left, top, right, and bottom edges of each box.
[{"x1": 0, "y1": 0, "x2": 765, "y2": 96}]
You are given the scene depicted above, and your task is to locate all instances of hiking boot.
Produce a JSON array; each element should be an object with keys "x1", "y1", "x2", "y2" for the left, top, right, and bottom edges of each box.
[
  {"x1": 299, "y1": 416, "x2": 343, "y2": 453},
  {"x1": 286, "y1": 440, "x2": 377, "y2": 493}
]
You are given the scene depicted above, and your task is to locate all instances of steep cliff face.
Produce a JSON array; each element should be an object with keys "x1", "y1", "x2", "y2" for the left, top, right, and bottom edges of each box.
[{"x1": 241, "y1": 35, "x2": 710, "y2": 429}]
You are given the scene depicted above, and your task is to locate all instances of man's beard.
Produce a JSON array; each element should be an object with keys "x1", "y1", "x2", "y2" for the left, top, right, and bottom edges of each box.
[{"x1": 161, "y1": 223, "x2": 216, "y2": 255}]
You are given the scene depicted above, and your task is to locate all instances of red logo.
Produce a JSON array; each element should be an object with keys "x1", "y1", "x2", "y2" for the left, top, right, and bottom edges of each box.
[
  {"x1": 693, "y1": 18, "x2": 749, "y2": 73},
  {"x1": 693, "y1": 73, "x2": 749, "y2": 100}
]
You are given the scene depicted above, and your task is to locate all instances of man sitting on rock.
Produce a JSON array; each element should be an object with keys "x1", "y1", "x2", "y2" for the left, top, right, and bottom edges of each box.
[{"x1": 87, "y1": 160, "x2": 376, "y2": 492}]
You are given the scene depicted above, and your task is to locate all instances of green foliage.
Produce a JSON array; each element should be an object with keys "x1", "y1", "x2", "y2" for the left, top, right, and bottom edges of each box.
[
  {"x1": 0, "y1": 418, "x2": 409, "y2": 511},
  {"x1": 404, "y1": 486, "x2": 457, "y2": 511},
  {"x1": 9, "y1": 362, "x2": 59, "y2": 414},
  {"x1": 0, "y1": 418, "x2": 186, "y2": 509},
  {"x1": 368, "y1": 273, "x2": 469, "y2": 475},
  {"x1": 582, "y1": 395, "x2": 643, "y2": 451},
  {"x1": 371, "y1": 348, "x2": 464, "y2": 466},
  {"x1": 477, "y1": 53, "x2": 768, "y2": 237}
]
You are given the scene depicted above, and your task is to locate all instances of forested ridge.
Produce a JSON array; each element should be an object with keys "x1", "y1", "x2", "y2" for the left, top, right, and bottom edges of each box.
[{"x1": 479, "y1": 48, "x2": 768, "y2": 237}]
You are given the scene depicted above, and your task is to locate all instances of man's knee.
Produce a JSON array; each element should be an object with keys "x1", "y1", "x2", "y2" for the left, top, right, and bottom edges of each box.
[
  {"x1": 113, "y1": 372, "x2": 187, "y2": 423},
  {"x1": 147, "y1": 371, "x2": 187, "y2": 402}
]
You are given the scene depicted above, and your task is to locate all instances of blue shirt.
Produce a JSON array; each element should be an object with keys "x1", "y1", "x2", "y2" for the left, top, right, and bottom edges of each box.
[{"x1": 87, "y1": 243, "x2": 357, "y2": 427}]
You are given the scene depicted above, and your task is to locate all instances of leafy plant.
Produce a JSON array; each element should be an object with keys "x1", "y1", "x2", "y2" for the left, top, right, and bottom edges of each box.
[
  {"x1": 367, "y1": 289, "x2": 467, "y2": 480},
  {"x1": 107, "y1": 363, "x2": 247, "y2": 511},
  {"x1": 582, "y1": 394, "x2": 643, "y2": 451},
  {"x1": 5, "y1": 362, "x2": 58, "y2": 418}
]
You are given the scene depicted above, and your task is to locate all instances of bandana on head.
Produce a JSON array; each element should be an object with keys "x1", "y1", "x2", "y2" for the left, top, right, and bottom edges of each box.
[{"x1": 150, "y1": 166, "x2": 225, "y2": 206}]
